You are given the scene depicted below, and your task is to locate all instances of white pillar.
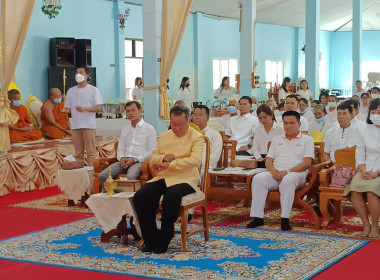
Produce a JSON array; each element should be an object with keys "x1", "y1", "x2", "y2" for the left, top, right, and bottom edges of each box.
[{"x1": 352, "y1": 0, "x2": 362, "y2": 90}]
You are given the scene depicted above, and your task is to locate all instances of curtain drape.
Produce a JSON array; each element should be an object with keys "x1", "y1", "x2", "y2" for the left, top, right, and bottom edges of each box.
[
  {"x1": 145, "y1": 0, "x2": 192, "y2": 120},
  {"x1": 0, "y1": 0, "x2": 35, "y2": 152}
]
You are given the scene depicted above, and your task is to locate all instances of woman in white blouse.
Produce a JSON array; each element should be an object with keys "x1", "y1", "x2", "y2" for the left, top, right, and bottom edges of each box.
[
  {"x1": 214, "y1": 76, "x2": 237, "y2": 99},
  {"x1": 132, "y1": 77, "x2": 144, "y2": 100},
  {"x1": 296, "y1": 80, "x2": 313, "y2": 102},
  {"x1": 177, "y1": 77, "x2": 192, "y2": 109},
  {"x1": 308, "y1": 104, "x2": 331, "y2": 135},
  {"x1": 253, "y1": 104, "x2": 284, "y2": 163},
  {"x1": 343, "y1": 98, "x2": 380, "y2": 238},
  {"x1": 278, "y1": 77, "x2": 291, "y2": 103}
]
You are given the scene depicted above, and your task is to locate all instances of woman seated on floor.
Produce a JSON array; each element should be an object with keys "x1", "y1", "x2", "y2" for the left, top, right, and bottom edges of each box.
[{"x1": 343, "y1": 98, "x2": 380, "y2": 238}]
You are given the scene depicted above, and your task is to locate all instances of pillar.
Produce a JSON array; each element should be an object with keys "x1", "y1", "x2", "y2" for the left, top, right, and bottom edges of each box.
[{"x1": 352, "y1": 0, "x2": 362, "y2": 89}]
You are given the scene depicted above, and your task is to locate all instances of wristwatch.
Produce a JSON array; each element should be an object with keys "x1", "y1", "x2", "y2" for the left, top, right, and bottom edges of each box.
[{"x1": 134, "y1": 158, "x2": 139, "y2": 163}]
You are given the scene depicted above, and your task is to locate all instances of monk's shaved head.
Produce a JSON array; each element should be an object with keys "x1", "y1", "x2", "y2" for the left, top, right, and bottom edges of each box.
[{"x1": 49, "y1": 88, "x2": 61, "y2": 99}]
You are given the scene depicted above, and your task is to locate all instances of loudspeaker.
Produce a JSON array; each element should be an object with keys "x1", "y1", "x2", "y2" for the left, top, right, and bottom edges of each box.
[
  {"x1": 50, "y1": 38, "x2": 76, "y2": 67},
  {"x1": 75, "y1": 39, "x2": 92, "y2": 67},
  {"x1": 47, "y1": 67, "x2": 97, "y2": 99}
]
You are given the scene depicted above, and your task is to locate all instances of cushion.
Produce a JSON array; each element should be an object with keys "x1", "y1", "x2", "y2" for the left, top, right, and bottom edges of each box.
[{"x1": 181, "y1": 191, "x2": 205, "y2": 206}]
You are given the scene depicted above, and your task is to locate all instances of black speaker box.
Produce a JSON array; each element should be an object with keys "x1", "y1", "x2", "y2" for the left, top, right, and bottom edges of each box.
[
  {"x1": 50, "y1": 38, "x2": 76, "y2": 67},
  {"x1": 47, "y1": 67, "x2": 97, "y2": 98},
  {"x1": 75, "y1": 39, "x2": 92, "y2": 67}
]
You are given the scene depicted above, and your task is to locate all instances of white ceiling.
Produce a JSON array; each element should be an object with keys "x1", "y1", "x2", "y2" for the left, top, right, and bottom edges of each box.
[{"x1": 124, "y1": 0, "x2": 380, "y2": 31}]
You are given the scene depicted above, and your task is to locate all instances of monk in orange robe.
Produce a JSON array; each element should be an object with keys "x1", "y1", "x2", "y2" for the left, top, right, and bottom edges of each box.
[
  {"x1": 8, "y1": 89, "x2": 43, "y2": 143},
  {"x1": 41, "y1": 88, "x2": 71, "y2": 139}
]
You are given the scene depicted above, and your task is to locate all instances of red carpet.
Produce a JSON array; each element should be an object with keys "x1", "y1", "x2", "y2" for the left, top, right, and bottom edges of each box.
[{"x1": 0, "y1": 188, "x2": 378, "y2": 280}]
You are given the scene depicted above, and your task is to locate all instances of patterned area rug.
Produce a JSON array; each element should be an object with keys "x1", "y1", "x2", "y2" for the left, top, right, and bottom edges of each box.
[
  {"x1": 12, "y1": 195, "x2": 373, "y2": 239},
  {"x1": 0, "y1": 217, "x2": 367, "y2": 280}
]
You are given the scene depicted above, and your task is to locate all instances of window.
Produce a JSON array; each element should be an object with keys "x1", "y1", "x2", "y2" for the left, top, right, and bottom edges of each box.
[
  {"x1": 125, "y1": 39, "x2": 143, "y2": 100},
  {"x1": 265, "y1": 60, "x2": 284, "y2": 86},
  {"x1": 212, "y1": 59, "x2": 238, "y2": 90}
]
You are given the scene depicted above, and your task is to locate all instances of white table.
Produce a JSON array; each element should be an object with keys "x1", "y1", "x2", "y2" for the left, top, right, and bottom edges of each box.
[
  {"x1": 57, "y1": 166, "x2": 94, "y2": 204},
  {"x1": 85, "y1": 192, "x2": 141, "y2": 243},
  {"x1": 95, "y1": 118, "x2": 130, "y2": 140}
]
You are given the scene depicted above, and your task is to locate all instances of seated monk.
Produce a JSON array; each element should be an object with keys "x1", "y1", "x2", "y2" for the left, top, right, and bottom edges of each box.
[
  {"x1": 8, "y1": 89, "x2": 43, "y2": 143},
  {"x1": 41, "y1": 88, "x2": 71, "y2": 139}
]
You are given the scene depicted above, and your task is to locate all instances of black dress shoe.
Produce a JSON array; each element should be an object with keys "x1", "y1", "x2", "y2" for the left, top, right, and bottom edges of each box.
[
  {"x1": 153, "y1": 245, "x2": 168, "y2": 254},
  {"x1": 187, "y1": 213, "x2": 193, "y2": 222},
  {"x1": 141, "y1": 245, "x2": 154, "y2": 253},
  {"x1": 246, "y1": 217, "x2": 264, "y2": 228},
  {"x1": 281, "y1": 218, "x2": 292, "y2": 231}
]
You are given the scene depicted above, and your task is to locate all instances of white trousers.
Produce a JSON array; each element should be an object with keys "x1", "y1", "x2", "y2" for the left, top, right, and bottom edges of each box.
[{"x1": 250, "y1": 171, "x2": 308, "y2": 219}]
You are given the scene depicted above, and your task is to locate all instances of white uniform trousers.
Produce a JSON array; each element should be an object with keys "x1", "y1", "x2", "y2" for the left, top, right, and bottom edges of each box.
[{"x1": 250, "y1": 170, "x2": 308, "y2": 218}]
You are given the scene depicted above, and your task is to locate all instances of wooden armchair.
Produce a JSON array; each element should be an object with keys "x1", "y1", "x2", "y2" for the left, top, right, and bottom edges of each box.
[
  {"x1": 93, "y1": 141, "x2": 119, "y2": 193},
  {"x1": 319, "y1": 146, "x2": 356, "y2": 228},
  {"x1": 217, "y1": 139, "x2": 237, "y2": 168},
  {"x1": 139, "y1": 136, "x2": 210, "y2": 252}
]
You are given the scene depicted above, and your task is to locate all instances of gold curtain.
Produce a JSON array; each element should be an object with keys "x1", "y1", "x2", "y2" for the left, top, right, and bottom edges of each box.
[
  {"x1": 0, "y1": 0, "x2": 35, "y2": 152},
  {"x1": 159, "y1": 0, "x2": 192, "y2": 119}
]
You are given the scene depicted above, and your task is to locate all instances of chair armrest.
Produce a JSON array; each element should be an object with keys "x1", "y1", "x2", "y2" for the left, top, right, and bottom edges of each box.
[
  {"x1": 320, "y1": 166, "x2": 335, "y2": 188},
  {"x1": 139, "y1": 161, "x2": 152, "y2": 185},
  {"x1": 93, "y1": 157, "x2": 118, "y2": 173},
  {"x1": 298, "y1": 160, "x2": 332, "y2": 198}
]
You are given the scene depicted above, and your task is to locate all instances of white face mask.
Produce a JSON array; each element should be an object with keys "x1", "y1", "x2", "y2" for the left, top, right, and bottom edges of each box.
[
  {"x1": 372, "y1": 94, "x2": 379, "y2": 99},
  {"x1": 370, "y1": 114, "x2": 380, "y2": 125},
  {"x1": 75, "y1": 73, "x2": 86, "y2": 84}
]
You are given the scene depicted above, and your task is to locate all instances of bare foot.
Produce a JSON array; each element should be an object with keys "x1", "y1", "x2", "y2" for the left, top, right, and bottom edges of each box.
[
  {"x1": 368, "y1": 226, "x2": 379, "y2": 238},
  {"x1": 236, "y1": 199, "x2": 246, "y2": 208},
  {"x1": 359, "y1": 224, "x2": 371, "y2": 237}
]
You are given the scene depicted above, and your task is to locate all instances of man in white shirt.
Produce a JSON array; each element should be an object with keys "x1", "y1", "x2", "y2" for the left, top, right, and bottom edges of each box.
[
  {"x1": 98, "y1": 101, "x2": 157, "y2": 189},
  {"x1": 192, "y1": 105, "x2": 223, "y2": 169},
  {"x1": 65, "y1": 67, "x2": 103, "y2": 166},
  {"x1": 247, "y1": 111, "x2": 314, "y2": 231},
  {"x1": 276, "y1": 94, "x2": 308, "y2": 134},
  {"x1": 219, "y1": 100, "x2": 238, "y2": 138},
  {"x1": 323, "y1": 102, "x2": 361, "y2": 162},
  {"x1": 225, "y1": 96, "x2": 259, "y2": 155},
  {"x1": 344, "y1": 100, "x2": 367, "y2": 129},
  {"x1": 352, "y1": 80, "x2": 367, "y2": 98}
]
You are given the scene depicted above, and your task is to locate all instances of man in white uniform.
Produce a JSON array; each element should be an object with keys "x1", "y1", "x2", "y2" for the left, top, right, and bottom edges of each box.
[
  {"x1": 98, "y1": 101, "x2": 157, "y2": 190},
  {"x1": 276, "y1": 94, "x2": 308, "y2": 134},
  {"x1": 323, "y1": 102, "x2": 361, "y2": 162},
  {"x1": 65, "y1": 67, "x2": 103, "y2": 166},
  {"x1": 247, "y1": 111, "x2": 314, "y2": 231},
  {"x1": 225, "y1": 96, "x2": 259, "y2": 155}
]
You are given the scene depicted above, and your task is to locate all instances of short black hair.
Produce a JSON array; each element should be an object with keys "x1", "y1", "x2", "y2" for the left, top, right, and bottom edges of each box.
[
  {"x1": 361, "y1": 92, "x2": 370, "y2": 98},
  {"x1": 170, "y1": 105, "x2": 190, "y2": 120},
  {"x1": 372, "y1": 87, "x2": 380, "y2": 93},
  {"x1": 319, "y1": 91, "x2": 329, "y2": 101},
  {"x1": 239, "y1": 96, "x2": 252, "y2": 105},
  {"x1": 285, "y1": 94, "x2": 299, "y2": 103},
  {"x1": 194, "y1": 105, "x2": 209, "y2": 117},
  {"x1": 299, "y1": 98, "x2": 309, "y2": 105},
  {"x1": 282, "y1": 110, "x2": 300, "y2": 122},
  {"x1": 344, "y1": 99, "x2": 359, "y2": 110},
  {"x1": 312, "y1": 100, "x2": 321, "y2": 105},
  {"x1": 367, "y1": 98, "x2": 380, "y2": 124},
  {"x1": 337, "y1": 102, "x2": 353, "y2": 113},
  {"x1": 356, "y1": 80, "x2": 362, "y2": 84},
  {"x1": 125, "y1": 101, "x2": 141, "y2": 110}
]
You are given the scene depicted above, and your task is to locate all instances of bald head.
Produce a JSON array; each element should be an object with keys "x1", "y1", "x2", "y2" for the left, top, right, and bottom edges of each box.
[{"x1": 49, "y1": 88, "x2": 61, "y2": 99}]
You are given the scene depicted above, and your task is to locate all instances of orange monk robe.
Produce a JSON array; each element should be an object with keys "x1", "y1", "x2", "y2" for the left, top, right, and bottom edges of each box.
[
  {"x1": 9, "y1": 105, "x2": 43, "y2": 143},
  {"x1": 41, "y1": 102, "x2": 70, "y2": 139}
]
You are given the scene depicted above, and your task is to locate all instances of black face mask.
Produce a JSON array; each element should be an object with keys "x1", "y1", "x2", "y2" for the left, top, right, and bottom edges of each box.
[{"x1": 186, "y1": 83, "x2": 190, "y2": 87}]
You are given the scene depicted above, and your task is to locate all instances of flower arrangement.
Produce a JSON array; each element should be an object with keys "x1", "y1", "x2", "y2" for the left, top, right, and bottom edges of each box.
[
  {"x1": 117, "y1": 8, "x2": 131, "y2": 29},
  {"x1": 41, "y1": 0, "x2": 62, "y2": 19}
]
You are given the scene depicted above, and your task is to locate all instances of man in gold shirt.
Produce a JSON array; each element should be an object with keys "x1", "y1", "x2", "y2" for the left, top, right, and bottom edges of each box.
[{"x1": 133, "y1": 105, "x2": 204, "y2": 254}]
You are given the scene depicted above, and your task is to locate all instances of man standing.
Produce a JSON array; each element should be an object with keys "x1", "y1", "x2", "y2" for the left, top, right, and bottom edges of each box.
[
  {"x1": 65, "y1": 67, "x2": 103, "y2": 166},
  {"x1": 323, "y1": 102, "x2": 360, "y2": 162},
  {"x1": 98, "y1": 101, "x2": 157, "y2": 189},
  {"x1": 41, "y1": 88, "x2": 71, "y2": 139},
  {"x1": 133, "y1": 105, "x2": 204, "y2": 254},
  {"x1": 247, "y1": 111, "x2": 314, "y2": 231},
  {"x1": 225, "y1": 96, "x2": 259, "y2": 155},
  {"x1": 192, "y1": 105, "x2": 222, "y2": 169}
]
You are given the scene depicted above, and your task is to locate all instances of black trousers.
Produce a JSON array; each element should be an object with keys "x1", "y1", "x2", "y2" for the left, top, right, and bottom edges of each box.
[
  {"x1": 236, "y1": 150, "x2": 251, "y2": 156},
  {"x1": 133, "y1": 179, "x2": 195, "y2": 248}
]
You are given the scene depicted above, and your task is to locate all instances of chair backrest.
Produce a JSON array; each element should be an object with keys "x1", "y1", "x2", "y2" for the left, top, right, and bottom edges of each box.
[
  {"x1": 199, "y1": 135, "x2": 210, "y2": 193},
  {"x1": 334, "y1": 146, "x2": 356, "y2": 169},
  {"x1": 314, "y1": 142, "x2": 325, "y2": 164},
  {"x1": 217, "y1": 139, "x2": 237, "y2": 168}
]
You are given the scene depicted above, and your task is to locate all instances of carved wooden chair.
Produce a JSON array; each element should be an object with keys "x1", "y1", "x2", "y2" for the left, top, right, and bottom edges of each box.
[
  {"x1": 139, "y1": 135, "x2": 210, "y2": 252},
  {"x1": 319, "y1": 146, "x2": 356, "y2": 228}
]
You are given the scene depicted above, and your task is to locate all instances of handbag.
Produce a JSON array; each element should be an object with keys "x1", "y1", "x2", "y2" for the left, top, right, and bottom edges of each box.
[{"x1": 330, "y1": 166, "x2": 356, "y2": 188}]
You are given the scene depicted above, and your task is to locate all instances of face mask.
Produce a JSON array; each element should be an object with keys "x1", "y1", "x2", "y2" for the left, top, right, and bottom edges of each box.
[
  {"x1": 75, "y1": 73, "x2": 86, "y2": 84},
  {"x1": 372, "y1": 94, "x2": 379, "y2": 99},
  {"x1": 316, "y1": 117, "x2": 325, "y2": 124},
  {"x1": 53, "y1": 98, "x2": 62, "y2": 104},
  {"x1": 328, "y1": 102, "x2": 336, "y2": 108},
  {"x1": 299, "y1": 109, "x2": 306, "y2": 114},
  {"x1": 12, "y1": 100, "x2": 21, "y2": 107},
  {"x1": 370, "y1": 114, "x2": 380, "y2": 125},
  {"x1": 227, "y1": 106, "x2": 236, "y2": 114},
  {"x1": 186, "y1": 83, "x2": 190, "y2": 87}
]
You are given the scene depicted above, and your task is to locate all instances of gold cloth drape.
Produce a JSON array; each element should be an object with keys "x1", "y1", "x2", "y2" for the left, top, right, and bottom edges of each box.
[
  {"x1": 0, "y1": 140, "x2": 116, "y2": 196},
  {"x1": 145, "y1": 0, "x2": 192, "y2": 120},
  {"x1": 0, "y1": 0, "x2": 36, "y2": 152}
]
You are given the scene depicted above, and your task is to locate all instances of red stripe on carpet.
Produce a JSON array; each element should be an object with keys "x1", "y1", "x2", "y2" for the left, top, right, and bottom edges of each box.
[{"x1": 0, "y1": 186, "x2": 62, "y2": 207}]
